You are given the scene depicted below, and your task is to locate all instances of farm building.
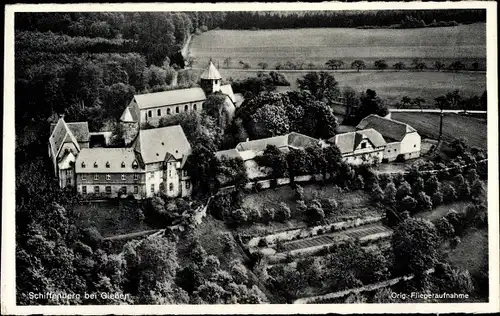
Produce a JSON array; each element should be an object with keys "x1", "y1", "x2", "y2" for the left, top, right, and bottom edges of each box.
[
  {"x1": 328, "y1": 128, "x2": 386, "y2": 165},
  {"x1": 356, "y1": 114, "x2": 421, "y2": 162}
]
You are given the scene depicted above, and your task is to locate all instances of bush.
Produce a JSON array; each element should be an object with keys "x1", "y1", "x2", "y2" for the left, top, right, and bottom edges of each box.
[
  {"x1": 294, "y1": 184, "x2": 304, "y2": 201},
  {"x1": 432, "y1": 191, "x2": 443, "y2": 206},
  {"x1": 305, "y1": 203, "x2": 325, "y2": 225},
  {"x1": 258, "y1": 238, "x2": 268, "y2": 248},
  {"x1": 220, "y1": 232, "x2": 235, "y2": 253},
  {"x1": 276, "y1": 202, "x2": 292, "y2": 222},
  {"x1": 79, "y1": 226, "x2": 103, "y2": 249},
  {"x1": 442, "y1": 183, "x2": 458, "y2": 204},
  {"x1": 320, "y1": 198, "x2": 338, "y2": 215},
  {"x1": 262, "y1": 207, "x2": 276, "y2": 223}
]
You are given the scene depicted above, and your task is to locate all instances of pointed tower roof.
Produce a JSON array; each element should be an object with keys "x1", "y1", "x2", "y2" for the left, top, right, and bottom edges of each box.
[
  {"x1": 200, "y1": 61, "x2": 222, "y2": 80},
  {"x1": 120, "y1": 106, "x2": 136, "y2": 122}
]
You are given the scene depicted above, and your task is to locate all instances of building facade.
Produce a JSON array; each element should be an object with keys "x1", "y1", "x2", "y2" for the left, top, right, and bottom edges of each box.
[
  {"x1": 328, "y1": 128, "x2": 386, "y2": 165},
  {"x1": 356, "y1": 114, "x2": 421, "y2": 162}
]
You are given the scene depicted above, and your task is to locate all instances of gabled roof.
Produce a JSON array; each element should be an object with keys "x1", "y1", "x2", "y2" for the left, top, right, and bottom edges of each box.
[
  {"x1": 120, "y1": 107, "x2": 136, "y2": 122},
  {"x1": 75, "y1": 148, "x2": 143, "y2": 173},
  {"x1": 134, "y1": 125, "x2": 191, "y2": 164},
  {"x1": 66, "y1": 122, "x2": 89, "y2": 143},
  {"x1": 49, "y1": 118, "x2": 81, "y2": 160},
  {"x1": 356, "y1": 114, "x2": 417, "y2": 142},
  {"x1": 236, "y1": 135, "x2": 289, "y2": 152},
  {"x1": 200, "y1": 61, "x2": 222, "y2": 80},
  {"x1": 215, "y1": 148, "x2": 241, "y2": 160},
  {"x1": 329, "y1": 128, "x2": 386, "y2": 154},
  {"x1": 133, "y1": 87, "x2": 207, "y2": 110}
]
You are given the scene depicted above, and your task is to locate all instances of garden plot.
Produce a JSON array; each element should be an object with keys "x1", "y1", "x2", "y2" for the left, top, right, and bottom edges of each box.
[{"x1": 281, "y1": 224, "x2": 392, "y2": 252}]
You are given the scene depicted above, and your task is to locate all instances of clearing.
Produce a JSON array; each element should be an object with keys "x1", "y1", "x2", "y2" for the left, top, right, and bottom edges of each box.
[{"x1": 391, "y1": 112, "x2": 487, "y2": 149}]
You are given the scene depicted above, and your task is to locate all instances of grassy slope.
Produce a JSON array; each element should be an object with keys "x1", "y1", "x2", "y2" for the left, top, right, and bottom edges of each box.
[
  {"x1": 239, "y1": 184, "x2": 382, "y2": 236},
  {"x1": 391, "y1": 112, "x2": 487, "y2": 149}
]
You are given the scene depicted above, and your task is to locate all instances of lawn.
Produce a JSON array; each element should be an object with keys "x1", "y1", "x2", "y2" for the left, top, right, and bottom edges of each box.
[
  {"x1": 416, "y1": 201, "x2": 471, "y2": 223},
  {"x1": 239, "y1": 183, "x2": 382, "y2": 235},
  {"x1": 191, "y1": 23, "x2": 485, "y2": 70},
  {"x1": 391, "y1": 112, "x2": 487, "y2": 149},
  {"x1": 444, "y1": 228, "x2": 488, "y2": 278},
  {"x1": 72, "y1": 200, "x2": 153, "y2": 238}
]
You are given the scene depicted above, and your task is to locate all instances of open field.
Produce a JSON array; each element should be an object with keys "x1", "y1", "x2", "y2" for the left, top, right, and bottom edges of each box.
[
  {"x1": 391, "y1": 112, "x2": 487, "y2": 149},
  {"x1": 444, "y1": 228, "x2": 488, "y2": 277},
  {"x1": 72, "y1": 200, "x2": 152, "y2": 238},
  {"x1": 219, "y1": 69, "x2": 486, "y2": 106},
  {"x1": 191, "y1": 24, "x2": 486, "y2": 69}
]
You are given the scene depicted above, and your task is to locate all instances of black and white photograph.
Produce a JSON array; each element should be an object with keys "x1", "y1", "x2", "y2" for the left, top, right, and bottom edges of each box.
[{"x1": 2, "y1": 1, "x2": 498, "y2": 314}]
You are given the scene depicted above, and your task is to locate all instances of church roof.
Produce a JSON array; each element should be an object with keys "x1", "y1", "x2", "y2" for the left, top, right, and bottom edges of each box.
[
  {"x1": 356, "y1": 114, "x2": 417, "y2": 142},
  {"x1": 200, "y1": 61, "x2": 222, "y2": 80},
  {"x1": 120, "y1": 107, "x2": 136, "y2": 122},
  {"x1": 220, "y1": 84, "x2": 235, "y2": 102},
  {"x1": 134, "y1": 88, "x2": 207, "y2": 110},
  {"x1": 66, "y1": 122, "x2": 89, "y2": 143},
  {"x1": 134, "y1": 125, "x2": 191, "y2": 164},
  {"x1": 329, "y1": 128, "x2": 386, "y2": 154}
]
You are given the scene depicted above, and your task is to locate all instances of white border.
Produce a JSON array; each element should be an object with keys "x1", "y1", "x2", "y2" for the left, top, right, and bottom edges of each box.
[{"x1": 2, "y1": 2, "x2": 499, "y2": 315}]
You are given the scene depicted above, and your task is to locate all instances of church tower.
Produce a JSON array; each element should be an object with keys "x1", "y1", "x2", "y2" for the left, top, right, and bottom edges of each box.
[
  {"x1": 120, "y1": 107, "x2": 139, "y2": 146},
  {"x1": 200, "y1": 60, "x2": 222, "y2": 95}
]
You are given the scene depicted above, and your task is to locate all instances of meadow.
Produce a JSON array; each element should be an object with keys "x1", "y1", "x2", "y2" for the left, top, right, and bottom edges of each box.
[
  {"x1": 220, "y1": 69, "x2": 486, "y2": 105},
  {"x1": 391, "y1": 112, "x2": 487, "y2": 149},
  {"x1": 190, "y1": 23, "x2": 486, "y2": 70}
]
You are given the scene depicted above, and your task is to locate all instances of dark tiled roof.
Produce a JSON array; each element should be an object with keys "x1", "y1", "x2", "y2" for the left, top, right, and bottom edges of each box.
[
  {"x1": 134, "y1": 87, "x2": 207, "y2": 110},
  {"x1": 356, "y1": 114, "x2": 416, "y2": 142},
  {"x1": 49, "y1": 118, "x2": 80, "y2": 159},
  {"x1": 75, "y1": 148, "x2": 143, "y2": 173},
  {"x1": 66, "y1": 122, "x2": 89, "y2": 143}
]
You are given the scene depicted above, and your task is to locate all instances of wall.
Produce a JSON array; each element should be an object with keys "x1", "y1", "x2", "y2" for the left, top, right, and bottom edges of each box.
[
  {"x1": 383, "y1": 141, "x2": 401, "y2": 161},
  {"x1": 78, "y1": 183, "x2": 146, "y2": 199},
  {"x1": 400, "y1": 132, "x2": 421, "y2": 159},
  {"x1": 162, "y1": 160, "x2": 181, "y2": 197},
  {"x1": 145, "y1": 162, "x2": 164, "y2": 197},
  {"x1": 141, "y1": 101, "x2": 204, "y2": 126}
]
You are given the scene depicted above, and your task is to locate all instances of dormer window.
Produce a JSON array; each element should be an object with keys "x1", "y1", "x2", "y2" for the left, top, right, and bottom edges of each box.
[
  {"x1": 81, "y1": 162, "x2": 86, "y2": 168},
  {"x1": 94, "y1": 162, "x2": 98, "y2": 168},
  {"x1": 132, "y1": 161, "x2": 138, "y2": 169},
  {"x1": 121, "y1": 162, "x2": 126, "y2": 168},
  {"x1": 106, "y1": 161, "x2": 110, "y2": 168}
]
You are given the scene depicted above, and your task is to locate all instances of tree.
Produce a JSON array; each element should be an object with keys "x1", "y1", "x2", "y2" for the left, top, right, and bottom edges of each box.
[
  {"x1": 185, "y1": 143, "x2": 220, "y2": 196},
  {"x1": 416, "y1": 191, "x2": 433, "y2": 212},
  {"x1": 223, "y1": 57, "x2": 232, "y2": 69},
  {"x1": 296, "y1": 71, "x2": 340, "y2": 102},
  {"x1": 371, "y1": 183, "x2": 385, "y2": 202},
  {"x1": 374, "y1": 60, "x2": 388, "y2": 71},
  {"x1": 411, "y1": 97, "x2": 426, "y2": 111},
  {"x1": 101, "y1": 83, "x2": 136, "y2": 119},
  {"x1": 342, "y1": 86, "x2": 359, "y2": 118},
  {"x1": 396, "y1": 181, "x2": 412, "y2": 201},
  {"x1": 434, "y1": 61, "x2": 445, "y2": 71},
  {"x1": 442, "y1": 183, "x2": 458, "y2": 204},
  {"x1": 305, "y1": 203, "x2": 325, "y2": 225},
  {"x1": 384, "y1": 182, "x2": 397, "y2": 205},
  {"x1": 217, "y1": 156, "x2": 248, "y2": 188},
  {"x1": 432, "y1": 191, "x2": 443, "y2": 206},
  {"x1": 255, "y1": 144, "x2": 288, "y2": 179},
  {"x1": 398, "y1": 195, "x2": 417, "y2": 214},
  {"x1": 325, "y1": 59, "x2": 344, "y2": 70},
  {"x1": 348, "y1": 89, "x2": 389, "y2": 125},
  {"x1": 471, "y1": 179, "x2": 485, "y2": 201},
  {"x1": 471, "y1": 61, "x2": 479, "y2": 71},
  {"x1": 411, "y1": 58, "x2": 427, "y2": 71},
  {"x1": 399, "y1": 96, "x2": 412, "y2": 108},
  {"x1": 392, "y1": 218, "x2": 439, "y2": 276},
  {"x1": 393, "y1": 62, "x2": 405, "y2": 71},
  {"x1": 433, "y1": 262, "x2": 474, "y2": 295},
  {"x1": 446, "y1": 90, "x2": 462, "y2": 110},
  {"x1": 435, "y1": 217, "x2": 455, "y2": 240},
  {"x1": 257, "y1": 62, "x2": 268, "y2": 70},
  {"x1": 351, "y1": 60, "x2": 366, "y2": 72},
  {"x1": 276, "y1": 202, "x2": 292, "y2": 222},
  {"x1": 449, "y1": 60, "x2": 465, "y2": 72},
  {"x1": 109, "y1": 121, "x2": 125, "y2": 147},
  {"x1": 249, "y1": 104, "x2": 290, "y2": 139}
]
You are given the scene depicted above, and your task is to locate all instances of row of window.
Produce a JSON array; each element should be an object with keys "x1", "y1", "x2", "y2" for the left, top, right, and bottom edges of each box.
[
  {"x1": 81, "y1": 161, "x2": 139, "y2": 169},
  {"x1": 147, "y1": 103, "x2": 201, "y2": 118},
  {"x1": 82, "y1": 186, "x2": 139, "y2": 195},
  {"x1": 81, "y1": 174, "x2": 140, "y2": 181}
]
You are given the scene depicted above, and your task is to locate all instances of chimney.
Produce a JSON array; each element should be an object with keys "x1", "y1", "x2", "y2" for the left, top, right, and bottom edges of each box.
[{"x1": 245, "y1": 138, "x2": 249, "y2": 142}]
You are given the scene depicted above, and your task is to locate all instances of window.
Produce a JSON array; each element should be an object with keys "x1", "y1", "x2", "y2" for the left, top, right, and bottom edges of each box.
[
  {"x1": 193, "y1": 104, "x2": 197, "y2": 111},
  {"x1": 82, "y1": 186, "x2": 87, "y2": 194},
  {"x1": 121, "y1": 162, "x2": 125, "y2": 168},
  {"x1": 184, "y1": 105, "x2": 189, "y2": 112},
  {"x1": 81, "y1": 162, "x2": 86, "y2": 168},
  {"x1": 361, "y1": 143, "x2": 366, "y2": 149},
  {"x1": 106, "y1": 174, "x2": 111, "y2": 181},
  {"x1": 106, "y1": 186, "x2": 111, "y2": 194},
  {"x1": 121, "y1": 186, "x2": 127, "y2": 194},
  {"x1": 157, "y1": 109, "x2": 161, "y2": 116},
  {"x1": 176, "y1": 106, "x2": 179, "y2": 113},
  {"x1": 186, "y1": 182, "x2": 190, "y2": 189},
  {"x1": 169, "y1": 170, "x2": 172, "y2": 177},
  {"x1": 106, "y1": 161, "x2": 110, "y2": 168},
  {"x1": 149, "y1": 172, "x2": 154, "y2": 179},
  {"x1": 94, "y1": 186, "x2": 100, "y2": 194},
  {"x1": 134, "y1": 174, "x2": 139, "y2": 180},
  {"x1": 134, "y1": 186, "x2": 139, "y2": 194},
  {"x1": 82, "y1": 175, "x2": 86, "y2": 181},
  {"x1": 148, "y1": 110, "x2": 152, "y2": 117},
  {"x1": 183, "y1": 170, "x2": 187, "y2": 177},
  {"x1": 132, "y1": 161, "x2": 138, "y2": 169},
  {"x1": 94, "y1": 162, "x2": 98, "y2": 168},
  {"x1": 94, "y1": 174, "x2": 99, "y2": 180},
  {"x1": 169, "y1": 183, "x2": 174, "y2": 191},
  {"x1": 394, "y1": 149, "x2": 397, "y2": 152},
  {"x1": 121, "y1": 174, "x2": 126, "y2": 181},
  {"x1": 414, "y1": 144, "x2": 416, "y2": 147},
  {"x1": 67, "y1": 178, "x2": 71, "y2": 185},
  {"x1": 167, "y1": 108, "x2": 171, "y2": 115},
  {"x1": 151, "y1": 184, "x2": 155, "y2": 193}
]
